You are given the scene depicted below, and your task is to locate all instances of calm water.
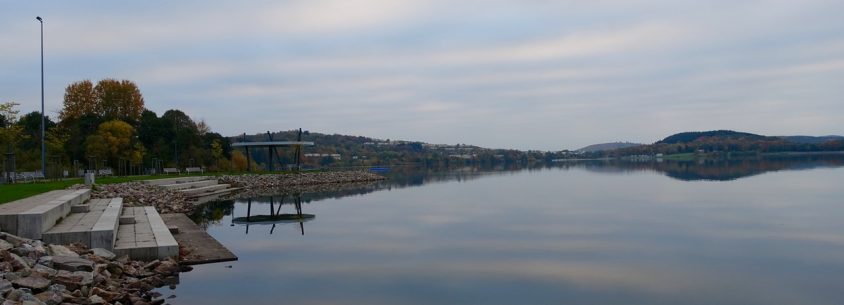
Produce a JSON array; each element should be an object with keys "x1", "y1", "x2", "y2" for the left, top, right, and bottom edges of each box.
[{"x1": 163, "y1": 158, "x2": 844, "y2": 305}]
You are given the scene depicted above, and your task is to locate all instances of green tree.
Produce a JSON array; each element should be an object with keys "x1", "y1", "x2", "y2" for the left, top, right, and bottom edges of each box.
[
  {"x1": 0, "y1": 102, "x2": 23, "y2": 162},
  {"x1": 84, "y1": 120, "x2": 137, "y2": 168}
]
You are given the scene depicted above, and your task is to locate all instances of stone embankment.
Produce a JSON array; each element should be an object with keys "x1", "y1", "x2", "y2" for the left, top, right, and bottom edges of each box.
[
  {"x1": 219, "y1": 171, "x2": 386, "y2": 198},
  {"x1": 0, "y1": 231, "x2": 183, "y2": 305},
  {"x1": 75, "y1": 171, "x2": 384, "y2": 214},
  {"x1": 88, "y1": 183, "x2": 193, "y2": 214}
]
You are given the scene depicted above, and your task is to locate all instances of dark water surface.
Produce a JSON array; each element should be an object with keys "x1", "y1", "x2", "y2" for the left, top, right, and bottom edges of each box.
[{"x1": 163, "y1": 158, "x2": 844, "y2": 305}]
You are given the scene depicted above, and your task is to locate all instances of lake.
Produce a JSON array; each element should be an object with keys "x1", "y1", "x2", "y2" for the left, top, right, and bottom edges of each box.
[{"x1": 161, "y1": 156, "x2": 844, "y2": 305}]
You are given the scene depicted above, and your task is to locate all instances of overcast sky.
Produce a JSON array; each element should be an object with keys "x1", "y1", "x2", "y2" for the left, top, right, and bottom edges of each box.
[{"x1": 2, "y1": 1, "x2": 843, "y2": 150}]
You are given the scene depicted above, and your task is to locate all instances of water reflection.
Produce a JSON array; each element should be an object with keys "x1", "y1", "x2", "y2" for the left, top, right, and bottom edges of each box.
[
  {"x1": 191, "y1": 155, "x2": 844, "y2": 227},
  {"x1": 166, "y1": 155, "x2": 844, "y2": 305},
  {"x1": 232, "y1": 195, "x2": 313, "y2": 235},
  {"x1": 560, "y1": 154, "x2": 844, "y2": 181}
]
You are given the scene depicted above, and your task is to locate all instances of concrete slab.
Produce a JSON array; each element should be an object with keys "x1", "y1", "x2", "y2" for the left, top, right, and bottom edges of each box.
[
  {"x1": 113, "y1": 207, "x2": 179, "y2": 261},
  {"x1": 41, "y1": 198, "x2": 122, "y2": 250},
  {"x1": 161, "y1": 213, "x2": 237, "y2": 265},
  {"x1": 140, "y1": 176, "x2": 213, "y2": 186},
  {"x1": 179, "y1": 184, "x2": 230, "y2": 197},
  {"x1": 0, "y1": 189, "x2": 91, "y2": 239},
  {"x1": 159, "y1": 180, "x2": 218, "y2": 191}
]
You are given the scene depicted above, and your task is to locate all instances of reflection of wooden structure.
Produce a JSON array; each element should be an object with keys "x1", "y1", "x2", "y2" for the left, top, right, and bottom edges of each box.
[
  {"x1": 233, "y1": 195, "x2": 313, "y2": 235},
  {"x1": 232, "y1": 129, "x2": 314, "y2": 172}
]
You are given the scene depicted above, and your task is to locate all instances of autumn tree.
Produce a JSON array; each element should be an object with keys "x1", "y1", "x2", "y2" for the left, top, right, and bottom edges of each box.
[
  {"x1": 231, "y1": 150, "x2": 247, "y2": 171},
  {"x1": 60, "y1": 80, "x2": 97, "y2": 122},
  {"x1": 85, "y1": 120, "x2": 143, "y2": 168},
  {"x1": 95, "y1": 79, "x2": 144, "y2": 124},
  {"x1": 60, "y1": 79, "x2": 145, "y2": 124}
]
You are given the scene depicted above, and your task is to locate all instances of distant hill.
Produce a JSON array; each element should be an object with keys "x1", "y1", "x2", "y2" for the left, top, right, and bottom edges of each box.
[
  {"x1": 576, "y1": 142, "x2": 643, "y2": 153},
  {"x1": 780, "y1": 135, "x2": 844, "y2": 144},
  {"x1": 657, "y1": 130, "x2": 771, "y2": 144}
]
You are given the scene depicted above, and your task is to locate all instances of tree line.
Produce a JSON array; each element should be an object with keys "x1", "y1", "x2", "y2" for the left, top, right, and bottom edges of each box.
[{"x1": 2, "y1": 79, "x2": 237, "y2": 175}]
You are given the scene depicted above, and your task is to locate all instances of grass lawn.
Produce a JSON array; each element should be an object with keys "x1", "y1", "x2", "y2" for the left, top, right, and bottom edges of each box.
[
  {"x1": 0, "y1": 174, "x2": 204, "y2": 204},
  {"x1": 0, "y1": 170, "x2": 317, "y2": 204}
]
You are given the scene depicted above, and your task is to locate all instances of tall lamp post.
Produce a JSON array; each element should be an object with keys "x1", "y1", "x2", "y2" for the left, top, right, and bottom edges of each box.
[{"x1": 36, "y1": 16, "x2": 45, "y2": 175}]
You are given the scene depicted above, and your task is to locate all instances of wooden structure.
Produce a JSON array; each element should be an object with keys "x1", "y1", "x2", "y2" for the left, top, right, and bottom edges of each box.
[{"x1": 231, "y1": 129, "x2": 314, "y2": 172}]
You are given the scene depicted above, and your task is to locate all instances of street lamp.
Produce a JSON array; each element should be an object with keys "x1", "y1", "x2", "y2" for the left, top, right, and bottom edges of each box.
[{"x1": 36, "y1": 16, "x2": 45, "y2": 176}]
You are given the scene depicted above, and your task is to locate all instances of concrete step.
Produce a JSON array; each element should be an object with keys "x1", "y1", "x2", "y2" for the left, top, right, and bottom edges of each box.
[
  {"x1": 140, "y1": 176, "x2": 214, "y2": 186},
  {"x1": 0, "y1": 189, "x2": 91, "y2": 239},
  {"x1": 42, "y1": 198, "x2": 123, "y2": 250},
  {"x1": 113, "y1": 207, "x2": 179, "y2": 261},
  {"x1": 179, "y1": 184, "x2": 230, "y2": 197},
  {"x1": 159, "y1": 179, "x2": 218, "y2": 191},
  {"x1": 192, "y1": 188, "x2": 241, "y2": 204}
]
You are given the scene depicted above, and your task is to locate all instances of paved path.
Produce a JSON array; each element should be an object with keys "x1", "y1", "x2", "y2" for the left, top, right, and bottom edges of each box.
[{"x1": 160, "y1": 213, "x2": 238, "y2": 265}]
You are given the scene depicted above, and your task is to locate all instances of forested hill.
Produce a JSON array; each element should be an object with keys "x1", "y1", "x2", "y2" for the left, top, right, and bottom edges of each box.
[
  {"x1": 604, "y1": 130, "x2": 844, "y2": 157},
  {"x1": 657, "y1": 130, "x2": 772, "y2": 144},
  {"x1": 779, "y1": 135, "x2": 844, "y2": 144},
  {"x1": 576, "y1": 142, "x2": 642, "y2": 153},
  {"x1": 229, "y1": 130, "x2": 552, "y2": 167}
]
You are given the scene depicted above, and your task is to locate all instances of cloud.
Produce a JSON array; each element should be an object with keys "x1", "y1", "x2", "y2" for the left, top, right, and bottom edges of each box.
[{"x1": 2, "y1": 0, "x2": 843, "y2": 149}]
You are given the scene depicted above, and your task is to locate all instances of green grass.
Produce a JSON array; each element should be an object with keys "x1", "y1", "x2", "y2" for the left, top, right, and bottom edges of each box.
[
  {"x1": 0, "y1": 174, "x2": 200, "y2": 204},
  {"x1": 0, "y1": 179, "x2": 83, "y2": 204}
]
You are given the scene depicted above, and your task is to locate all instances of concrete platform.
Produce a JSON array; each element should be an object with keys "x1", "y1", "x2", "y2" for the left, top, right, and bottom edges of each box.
[
  {"x1": 160, "y1": 179, "x2": 218, "y2": 191},
  {"x1": 179, "y1": 184, "x2": 231, "y2": 197},
  {"x1": 140, "y1": 176, "x2": 214, "y2": 186},
  {"x1": 113, "y1": 207, "x2": 179, "y2": 261},
  {"x1": 0, "y1": 189, "x2": 91, "y2": 239},
  {"x1": 42, "y1": 198, "x2": 123, "y2": 250},
  {"x1": 161, "y1": 214, "x2": 237, "y2": 265}
]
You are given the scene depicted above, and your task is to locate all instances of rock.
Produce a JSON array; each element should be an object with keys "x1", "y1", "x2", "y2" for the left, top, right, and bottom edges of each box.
[
  {"x1": 142, "y1": 260, "x2": 160, "y2": 271},
  {"x1": 53, "y1": 271, "x2": 92, "y2": 290},
  {"x1": 3, "y1": 272, "x2": 23, "y2": 281},
  {"x1": 0, "y1": 239, "x2": 14, "y2": 251},
  {"x1": 36, "y1": 256, "x2": 53, "y2": 267},
  {"x1": 32, "y1": 264, "x2": 57, "y2": 277},
  {"x1": 6, "y1": 288, "x2": 25, "y2": 301},
  {"x1": 5, "y1": 252, "x2": 32, "y2": 271},
  {"x1": 1, "y1": 233, "x2": 31, "y2": 247},
  {"x1": 90, "y1": 287, "x2": 121, "y2": 303},
  {"x1": 46, "y1": 245, "x2": 78, "y2": 258},
  {"x1": 51, "y1": 257, "x2": 93, "y2": 272},
  {"x1": 0, "y1": 279, "x2": 12, "y2": 294},
  {"x1": 153, "y1": 261, "x2": 178, "y2": 275},
  {"x1": 89, "y1": 248, "x2": 115, "y2": 260},
  {"x1": 34, "y1": 289, "x2": 62, "y2": 305},
  {"x1": 11, "y1": 276, "x2": 51, "y2": 291},
  {"x1": 0, "y1": 261, "x2": 13, "y2": 273},
  {"x1": 106, "y1": 262, "x2": 124, "y2": 276},
  {"x1": 88, "y1": 294, "x2": 106, "y2": 305}
]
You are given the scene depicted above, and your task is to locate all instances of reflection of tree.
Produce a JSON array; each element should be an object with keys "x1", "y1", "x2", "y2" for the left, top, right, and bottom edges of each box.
[
  {"x1": 566, "y1": 155, "x2": 844, "y2": 181},
  {"x1": 189, "y1": 156, "x2": 844, "y2": 226},
  {"x1": 190, "y1": 199, "x2": 235, "y2": 228}
]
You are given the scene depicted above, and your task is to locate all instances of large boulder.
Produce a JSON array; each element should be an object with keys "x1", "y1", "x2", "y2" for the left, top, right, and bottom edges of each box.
[
  {"x1": 47, "y1": 245, "x2": 79, "y2": 258},
  {"x1": 51, "y1": 256, "x2": 94, "y2": 272},
  {"x1": 11, "y1": 275, "x2": 51, "y2": 291}
]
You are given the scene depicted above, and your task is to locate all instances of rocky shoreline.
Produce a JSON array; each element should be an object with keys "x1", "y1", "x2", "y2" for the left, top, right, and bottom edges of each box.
[
  {"x1": 89, "y1": 183, "x2": 193, "y2": 214},
  {"x1": 218, "y1": 171, "x2": 386, "y2": 199},
  {"x1": 0, "y1": 232, "x2": 183, "y2": 305},
  {"x1": 85, "y1": 171, "x2": 385, "y2": 214}
]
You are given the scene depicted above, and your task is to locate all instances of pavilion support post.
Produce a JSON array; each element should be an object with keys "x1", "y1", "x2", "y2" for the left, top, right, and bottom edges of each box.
[{"x1": 246, "y1": 147, "x2": 251, "y2": 172}]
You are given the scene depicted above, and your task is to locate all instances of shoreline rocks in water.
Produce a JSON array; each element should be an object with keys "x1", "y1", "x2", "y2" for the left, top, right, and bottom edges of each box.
[
  {"x1": 218, "y1": 171, "x2": 386, "y2": 198},
  {"x1": 0, "y1": 231, "x2": 181, "y2": 305},
  {"x1": 83, "y1": 171, "x2": 385, "y2": 214}
]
